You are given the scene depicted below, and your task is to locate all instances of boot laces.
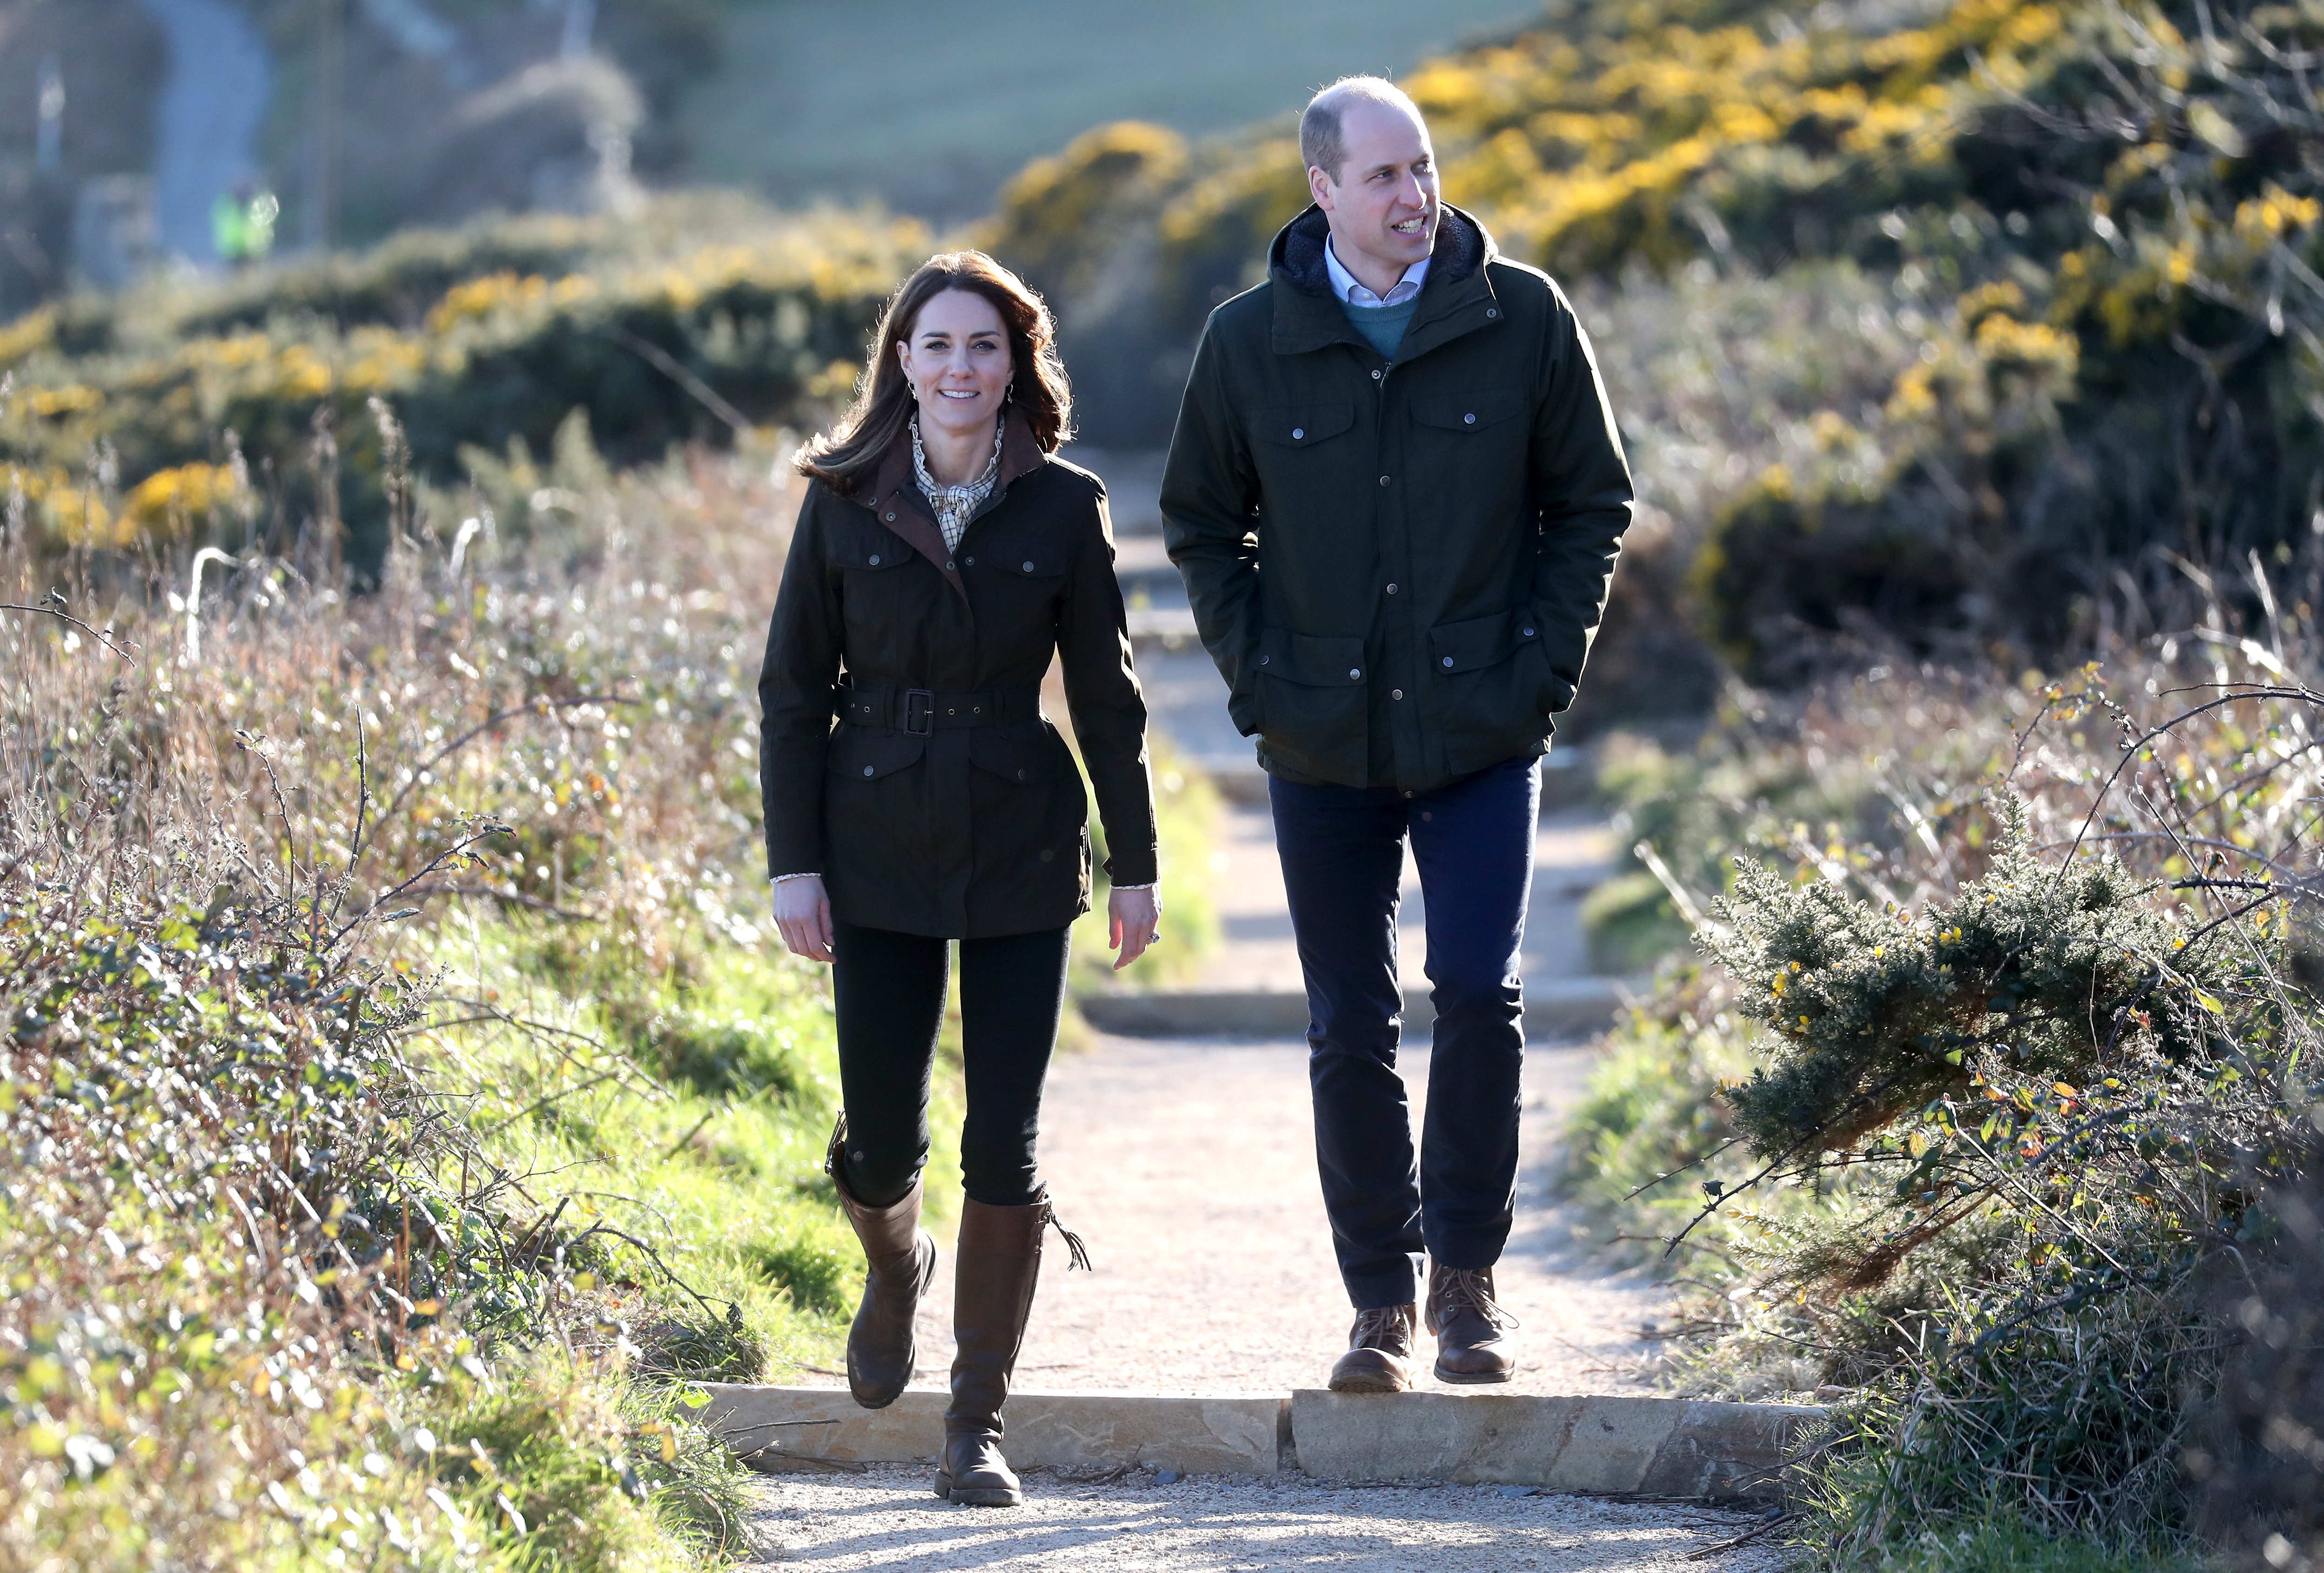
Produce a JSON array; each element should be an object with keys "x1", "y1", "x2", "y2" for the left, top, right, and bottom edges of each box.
[
  {"x1": 1439, "y1": 1269, "x2": 1519, "y2": 1330},
  {"x1": 1351, "y1": 1304, "x2": 1412, "y2": 1351}
]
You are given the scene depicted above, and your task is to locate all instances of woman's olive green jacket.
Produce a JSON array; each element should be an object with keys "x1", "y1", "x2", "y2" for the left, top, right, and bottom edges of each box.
[{"x1": 757, "y1": 413, "x2": 1159, "y2": 939}]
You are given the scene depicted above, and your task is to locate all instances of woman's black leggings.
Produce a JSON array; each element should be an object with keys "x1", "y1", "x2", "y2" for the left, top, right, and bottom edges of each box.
[{"x1": 830, "y1": 919, "x2": 1070, "y2": 1209}]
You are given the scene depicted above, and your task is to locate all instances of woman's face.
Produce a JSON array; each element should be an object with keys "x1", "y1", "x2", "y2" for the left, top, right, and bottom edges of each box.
[{"x1": 896, "y1": 288, "x2": 1013, "y2": 440}]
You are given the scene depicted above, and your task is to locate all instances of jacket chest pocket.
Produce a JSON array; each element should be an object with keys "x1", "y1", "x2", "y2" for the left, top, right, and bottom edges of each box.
[
  {"x1": 1407, "y1": 386, "x2": 1531, "y2": 550},
  {"x1": 964, "y1": 546, "x2": 1068, "y2": 628},
  {"x1": 834, "y1": 528, "x2": 917, "y2": 628},
  {"x1": 836, "y1": 530, "x2": 913, "y2": 583},
  {"x1": 1248, "y1": 402, "x2": 1358, "y2": 499}
]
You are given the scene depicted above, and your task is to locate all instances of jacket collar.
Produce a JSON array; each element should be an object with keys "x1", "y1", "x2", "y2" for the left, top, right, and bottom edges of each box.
[
  {"x1": 866, "y1": 408, "x2": 1048, "y2": 596},
  {"x1": 1268, "y1": 202, "x2": 1499, "y2": 362}
]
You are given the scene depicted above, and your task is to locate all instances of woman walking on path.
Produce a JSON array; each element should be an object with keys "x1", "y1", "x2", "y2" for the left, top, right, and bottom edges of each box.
[{"x1": 758, "y1": 252, "x2": 1162, "y2": 1508}]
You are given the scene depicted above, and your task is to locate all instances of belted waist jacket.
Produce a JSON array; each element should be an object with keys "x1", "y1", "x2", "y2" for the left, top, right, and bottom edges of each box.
[
  {"x1": 1160, "y1": 203, "x2": 1635, "y2": 793},
  {"x1": 758, "y1": 412, "x2": 1159, "y2": 938}
]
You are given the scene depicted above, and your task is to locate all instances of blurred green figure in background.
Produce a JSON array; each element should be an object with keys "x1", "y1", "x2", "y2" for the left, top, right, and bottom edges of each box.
[{"x1": 211, "y1": 179, "x2": 279, "y2": 268}]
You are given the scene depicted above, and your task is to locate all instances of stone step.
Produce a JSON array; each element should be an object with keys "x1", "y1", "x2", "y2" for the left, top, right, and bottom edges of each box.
[
  {"x1": 1076, "y1": 975, "x2": 1628, "y2": 1041},
  {"x1": 694, "y1": 1384, "x2": 1822, "y2": 1504}
]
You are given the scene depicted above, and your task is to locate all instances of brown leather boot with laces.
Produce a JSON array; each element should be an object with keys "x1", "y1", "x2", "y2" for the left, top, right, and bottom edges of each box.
[
  {"x1": 1327, "y1": 1303, "x2": 1418, "y2": 1393},
  {"x1": 1426, "y1": 1263, "x2": 1518, "y2": 1384}
]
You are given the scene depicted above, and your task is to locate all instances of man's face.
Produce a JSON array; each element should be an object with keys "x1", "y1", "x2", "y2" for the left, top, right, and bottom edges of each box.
[{"x1": 1310, "y1": 99, "x2": 1439, "y2": 279}]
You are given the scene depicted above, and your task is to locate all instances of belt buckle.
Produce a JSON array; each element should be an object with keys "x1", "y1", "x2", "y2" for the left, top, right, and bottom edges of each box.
[{"x1": 902, "y1": 688, "x2": 935, "y2": 735}]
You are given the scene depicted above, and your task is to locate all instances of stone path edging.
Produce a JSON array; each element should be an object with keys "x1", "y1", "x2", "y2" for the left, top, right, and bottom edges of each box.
[
  {"x1": 697, "y1": 1385, "x2": 1821, "y2": 1505},
  {"x1": 1078, "y1": 977, "x2": 1628, "y2": 1040}
]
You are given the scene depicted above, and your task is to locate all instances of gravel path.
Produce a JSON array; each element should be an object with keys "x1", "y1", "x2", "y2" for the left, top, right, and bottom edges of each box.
[
  {"x1": 870, "y1": 801, "x2": 1662, "y2": 1396},
  {"x1": 964, "y1": 1032, "x2": 1669, "y2": 1395},
  {"x1": 740, "y1": 1467, "x2": 1789, "y2": 1571}
]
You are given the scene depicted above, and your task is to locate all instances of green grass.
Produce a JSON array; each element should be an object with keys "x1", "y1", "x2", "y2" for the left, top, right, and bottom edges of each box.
[
  {"x1": 678, "y1": 0, "x2": 1543, "y2": 217},
  {"x1": 428, "y1": 914, "x2": 965, "y2": 1389}
]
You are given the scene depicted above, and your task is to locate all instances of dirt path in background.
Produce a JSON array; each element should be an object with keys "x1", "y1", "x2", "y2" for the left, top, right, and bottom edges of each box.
[{"x1": 890, "y1": 1031, "x2": 1668, "y2": 1397}]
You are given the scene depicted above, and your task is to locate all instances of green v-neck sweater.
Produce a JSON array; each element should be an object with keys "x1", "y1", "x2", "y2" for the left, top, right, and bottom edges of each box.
[{"x1": 1340, "y1": 295, "x2": 1420, "y2": 360}]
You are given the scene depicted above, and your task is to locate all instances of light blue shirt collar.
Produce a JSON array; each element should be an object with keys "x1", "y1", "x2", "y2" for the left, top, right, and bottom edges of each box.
[{"x1": 1324, "y1": 234, "x2": 1430, "y2": 307}]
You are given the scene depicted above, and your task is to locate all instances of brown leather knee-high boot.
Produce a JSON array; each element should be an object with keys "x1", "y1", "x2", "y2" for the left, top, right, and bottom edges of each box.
[
  {"x1": 825, "y1": 1119, "x2": 937, "y2": 1410},
  {"x1": 936, "y1": 1195, "x2": 1087, "y2": 1507}
]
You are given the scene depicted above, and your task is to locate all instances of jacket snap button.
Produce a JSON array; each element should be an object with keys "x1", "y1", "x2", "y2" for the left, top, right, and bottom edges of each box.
[
  {"x1": 1378, "y1": 475, "x2": 1390, "y2": 487},
  {"x1": 1348, "y1": 668, "x2": 1362, "y2": 679},
  {"x1": 1486, "y1": 308, "x2": 1499, "y2": 318},
  {"x1": 1523, "y1": 626, "x2": 1535, "y2": 637},
  {"x1": 1371, "y1": 369, "x2": 1382, "y2": 380},
  {"x1": 863, "y1": 765, "x2": 875, "y2": 777},
  {"x1": 946, "y1": 707, "x2": 956, "y2": 715},
  {"x1": 946, "y1": 561, "x2": 956, "y2": 571},
  {"x1": 884, "y1": 512, "x2": 895, "y2": 521},
  {"x1": 973, "y1": 706, "x2": 982, "y2": 714},
  {"x1": 1385, "y1": 583, "x2": 1398, "y2": 594},
  {"x1": 965, "y1": 556, "x2": 976, "y2": 565},
  {"x1": 1017, "y1": 769, "x2": 1027, "y2": 781},
  {"x1": 1443, "y1": 656, "x2": 1455, "y2": 668},
  {"x1": 1260, "y1": 654, "x2": 1269, "y2": 665},
  {"x1": 1023, "y1": 561, "x2": 1035, "y2": 572},
  {"x1": 1392, "y1": 688, "x2": 1404, "y2": 700},
  {"x1": 868, "y1": 553, "x2": 881, "y2": 564},
  {"x1": 1464, "y1": 413, "x2": 1476, "y2": 425},
  {"x1": 1292, "y1": 428, "x2": 1304, "y2": 440}
]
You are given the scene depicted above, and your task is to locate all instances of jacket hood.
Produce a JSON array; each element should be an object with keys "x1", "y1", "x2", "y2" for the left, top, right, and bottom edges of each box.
[{"x1": 1268, "y1": 202, "x2": 1494, "y2": 298}]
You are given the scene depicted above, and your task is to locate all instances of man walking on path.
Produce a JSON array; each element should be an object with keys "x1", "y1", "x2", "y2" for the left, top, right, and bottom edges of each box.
[{"x1": 1161, "y1": 77, "x2": 1633, "y2": 1391}]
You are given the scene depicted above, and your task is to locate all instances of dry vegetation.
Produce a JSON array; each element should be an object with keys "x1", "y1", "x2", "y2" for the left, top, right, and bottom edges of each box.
[
  {"x1": 0, "y1": 420, "x2": 865, "y2": 1570},
  {"x1": 1567, "y1": 579, "x2": 2324, "y2": 1567}
]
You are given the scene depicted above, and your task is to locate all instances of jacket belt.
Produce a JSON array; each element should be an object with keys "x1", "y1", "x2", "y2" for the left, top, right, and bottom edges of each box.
[{"x1": 838, "y1": 682, "x2": 1042, "y2": 735}]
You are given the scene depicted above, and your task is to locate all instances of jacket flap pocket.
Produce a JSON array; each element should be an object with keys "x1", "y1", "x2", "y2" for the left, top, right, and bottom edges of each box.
[
  {"x1": 1412, "y1": 387, "x2": 1526, "y2": 432},
  {"x1": 1259, "y1": 627, "x2": 1370, "y2": 687},
  {"x1": 836, "y1": 529, "x2": 911, "y2": 571},
  {"x1": 969, "y1": 726, "x2": 1070, "y2": 783},
  {"x1": 982, "y1": 551, "x2": 1067, "y2": 579},
  {"x1": 829, "y1": 729, "x2": 926, "y2": 780},
  {"x1": 1251, "y1": 403, "x2": 1356, "y2": 448},
  {"x1": 1429, "y1": 607, "x2": 1539, "y2": 674}
]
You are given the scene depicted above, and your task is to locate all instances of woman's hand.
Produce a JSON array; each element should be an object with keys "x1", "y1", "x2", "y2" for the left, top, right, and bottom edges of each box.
[
  {"x1": 772, "y1": 875, "x2": 835, "y2": 964},
  {"x1": 1108, "y1": 885, "x2": 1162, "y2": 971}
]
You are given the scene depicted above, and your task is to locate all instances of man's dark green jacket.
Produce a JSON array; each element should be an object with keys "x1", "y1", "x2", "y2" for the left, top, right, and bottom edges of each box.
[{"x1": 1160, "y1": 204, "x2": 1634, "y2": 792}]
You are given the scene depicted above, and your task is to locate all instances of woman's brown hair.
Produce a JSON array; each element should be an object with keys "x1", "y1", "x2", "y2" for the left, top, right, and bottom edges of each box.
[{"x1": 796, "y1": 251, "x2": 1071, "y2": 494}]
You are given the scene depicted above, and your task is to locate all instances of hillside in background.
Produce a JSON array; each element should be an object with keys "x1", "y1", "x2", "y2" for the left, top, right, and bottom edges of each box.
[
  {"x1": 7, "y1": 0, "x2": 2324, "y2": 702},
  {"x1": 677, "y1": 0, "x2": 1540, "y2": 220},
  {"x1": 986, "y1": 0, "x2": 2324, "y2": 689}
]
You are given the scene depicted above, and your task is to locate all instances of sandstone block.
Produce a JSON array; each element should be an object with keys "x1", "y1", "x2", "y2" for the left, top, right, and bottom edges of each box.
[
  {"x1": 695, "y1": 1385, "x2": 1285, "y2": 1478},
  {"x1": 1289, "y1": 1390, "x2": 1818, "y2": 1503}
]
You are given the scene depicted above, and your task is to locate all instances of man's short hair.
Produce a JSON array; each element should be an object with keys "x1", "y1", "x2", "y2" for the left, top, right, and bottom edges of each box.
[{"x1": 1300, "y1": 76, "x2": 1423, "y2": 184}]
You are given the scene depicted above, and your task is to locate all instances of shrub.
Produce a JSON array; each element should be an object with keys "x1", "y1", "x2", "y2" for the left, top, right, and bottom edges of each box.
[
  {"x1": 1560, "y1": 613, "x2": 2324, "y2": 1562},
  {"x1": 0, "y1": 200, "x2": 919, "y2": 571}
]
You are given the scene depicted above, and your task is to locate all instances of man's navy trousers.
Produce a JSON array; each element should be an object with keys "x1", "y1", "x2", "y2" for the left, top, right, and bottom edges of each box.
[{"x1": 1269, "y1": 755, "x2": 1539, "y2": 1310}]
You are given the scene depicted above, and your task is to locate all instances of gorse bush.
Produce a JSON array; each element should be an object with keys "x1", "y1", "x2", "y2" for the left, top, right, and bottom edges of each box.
[
  {"x1": 1559, "y1": 590, "x2": 2324, "y2": 1564},
  {"x1": 1710, "y1": 796, "x2": 2219, "y2": 1160},
  {"x1": 0, "y1": 199, "x2": 919, "y2": 574}
]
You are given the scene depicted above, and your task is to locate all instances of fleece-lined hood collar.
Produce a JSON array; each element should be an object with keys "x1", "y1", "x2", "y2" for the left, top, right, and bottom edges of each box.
[{"x1": 1267, "y1": 202, "x2": 1502, "y2": 361}]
